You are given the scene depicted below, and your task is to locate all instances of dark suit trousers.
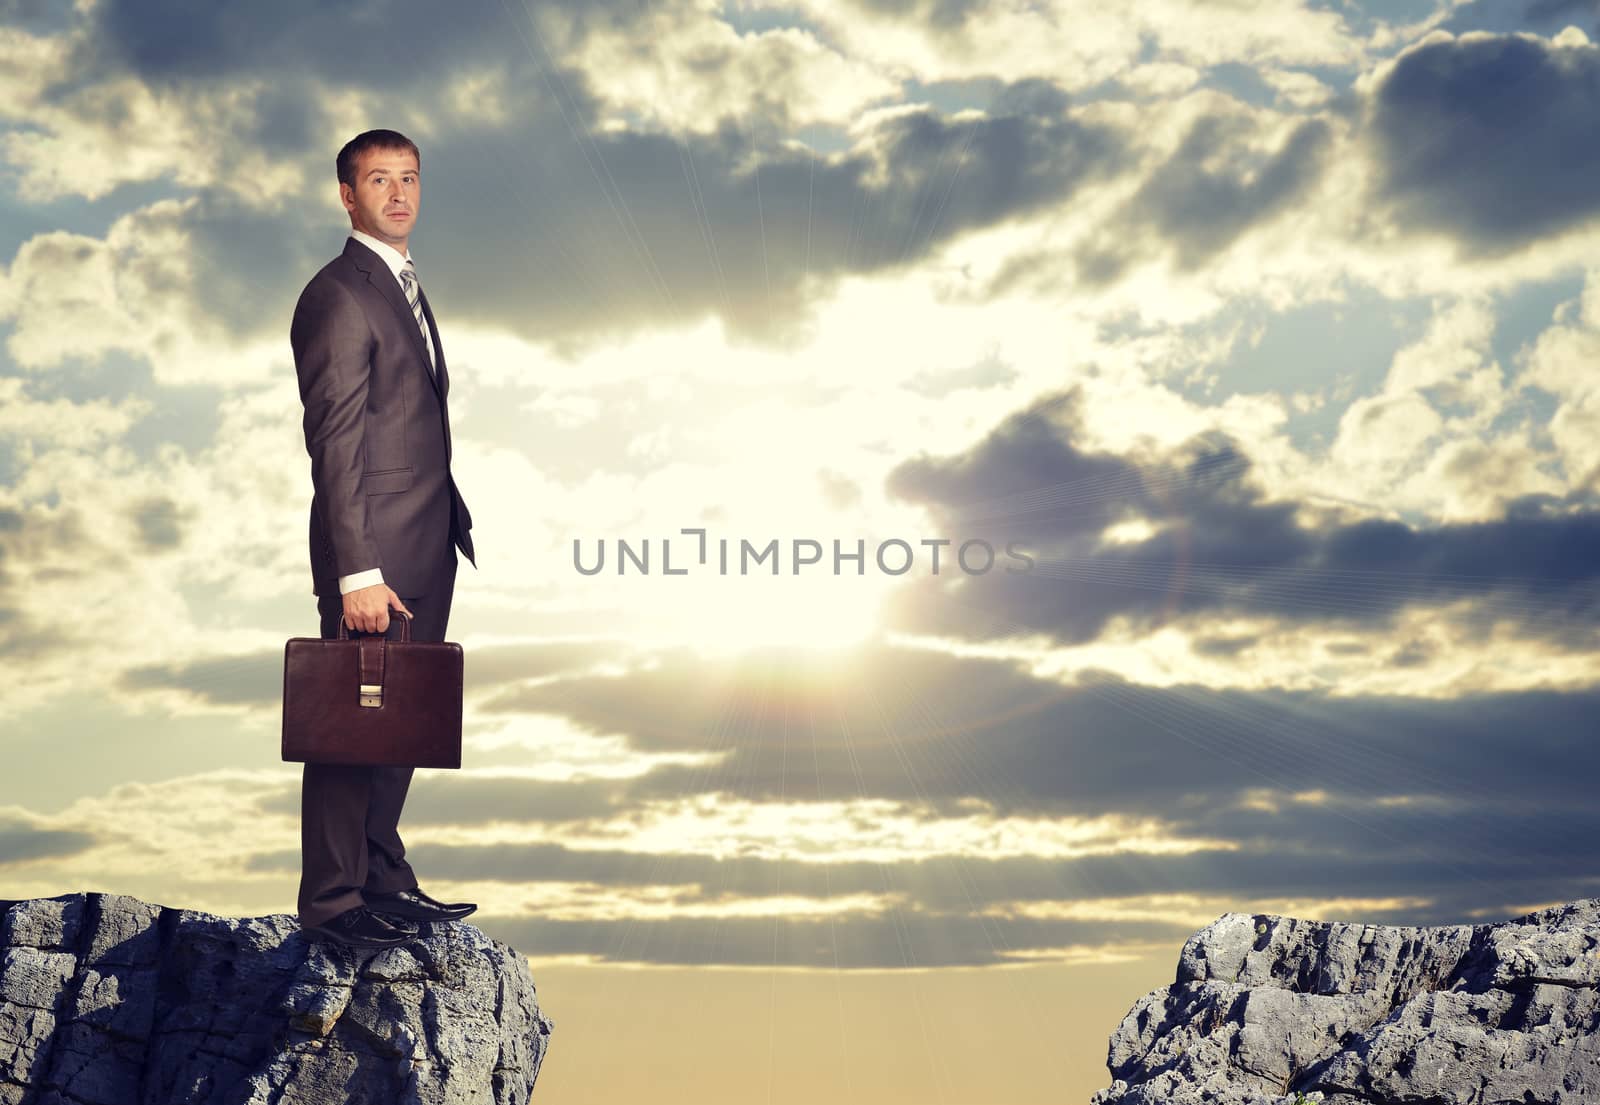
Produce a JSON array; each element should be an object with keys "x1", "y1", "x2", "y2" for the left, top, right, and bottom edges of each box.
[{"x1": 297, "y1": 555, "x2": 458, "y2": 927}]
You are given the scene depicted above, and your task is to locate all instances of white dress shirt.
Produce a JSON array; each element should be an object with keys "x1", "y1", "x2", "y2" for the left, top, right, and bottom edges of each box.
[{"x1": 336, "y1": 229, "x2": 436, "y2": 596}]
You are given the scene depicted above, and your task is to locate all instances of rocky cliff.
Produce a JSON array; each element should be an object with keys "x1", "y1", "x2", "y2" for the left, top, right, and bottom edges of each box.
[
  {"x1": 1093, "y1": 898, "x2": 1600, "y2": 1104},
  {"x1": 0, "y1": 892, "x2": 553, "y2": 1105}
]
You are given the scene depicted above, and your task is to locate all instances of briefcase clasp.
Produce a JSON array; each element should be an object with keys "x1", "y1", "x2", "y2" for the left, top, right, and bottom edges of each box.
[{"x1": 356, "y1": 634, "x2": 389, "y2": 707}]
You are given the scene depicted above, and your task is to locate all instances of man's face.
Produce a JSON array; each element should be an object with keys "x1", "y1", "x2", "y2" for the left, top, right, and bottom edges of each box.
[{"x1": 341, "y1": 146, "x2": 420, "y2": 248}]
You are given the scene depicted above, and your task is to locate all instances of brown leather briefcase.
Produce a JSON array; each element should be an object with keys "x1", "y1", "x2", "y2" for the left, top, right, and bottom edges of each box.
[{"x1": 281, "y1": 611, "x2": 463, "y2": 768}]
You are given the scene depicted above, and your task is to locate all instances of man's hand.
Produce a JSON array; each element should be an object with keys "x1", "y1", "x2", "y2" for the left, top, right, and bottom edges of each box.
[{"x1": 343, "y1": 582, "x2": 412, "y2": 634}]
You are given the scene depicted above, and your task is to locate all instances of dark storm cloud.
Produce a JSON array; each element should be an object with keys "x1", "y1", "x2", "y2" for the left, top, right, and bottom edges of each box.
[
  {"x1": 1441, "y1": 0, "x2": 1599, "y2": 37},
  {"x1": 882, "y1": 387, "x2": 1600, "y2": 647},
  {"x1": 120, "y1": 650, "x2": 282, "y2": 706},
  {"x1": 310, "y1": 83, "x2": 1121, "y2": 347},
  {"x1": 0, "y1": 0, "x2": 66, "y2": 30},
  {"x1": 0, "y1": 816, "x2": 96, "y2": 865},
  {"x1": 1123, "y1": 114, "x2": 1333, "y2": 271},
  {"x1": 475, "y1": 910, "x2": 1188, "y2": 969},
  {"x1": 241, "y1": 795, "x2": 1594, "y2": 918},
  {"x1": 1069, "y1": 111, "x2": 1335, "y2": 286},
  {"x1": 460, "y1": 861, "x2": 1600, "y2": 965},
  {"x1": 1523, "y1": 0, "x2": 1600, "y2": 24},
  {"x1": 129, "y1": 496, "x2": 182, "y2": 550},
  {"x1": 214, "y1": 611, "x2": 1600, "y2": 852},
  {"x1": 228, "y1": 633, "x2": 1600, "y2": 965},
  {"x1": 30, "y1": 0, "x2": 1130, "y2": 346},
  {"x1": 885, "y1": 390, "x2": 1142, "y2": 540},
  {"x1": 86, "y1": 0, "x2": 571, "y2": 87},
  {"x1": 280, "y1": 88, "x2": 1114, "y2": 343},
  {"x1": 473, "y1": 637, "x2": 1600, "y2": 840},
  {"x1": 1368, "y1": 32, "x2": 1600, "y2": 253},
  {"x1": 0, "y1": 504, "x2": 102, "y2": 573},
  {"x1": 1190, "y1": 634, "x2": 1257, "y2": 657},
  {"x1": 452, "y1": 627, "x2": 1600, "y2": 949},
  {"x1": 0, "y1": 505, "x2": 88, "y2": 662},
  {"x1": 60, "y1": 83, "x2": 1126, "y2": 349},
  {"x1": 167, "y1": 192, "x2": 337, "y2": 336},
  {"x1": 243, "y1": 785, "x2": 1600, "y2": 967}
]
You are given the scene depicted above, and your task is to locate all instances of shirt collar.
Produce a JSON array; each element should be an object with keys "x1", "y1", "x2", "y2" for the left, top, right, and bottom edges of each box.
[{"x1": 349, "y1": 228, "x2": 412, "y2": 279}]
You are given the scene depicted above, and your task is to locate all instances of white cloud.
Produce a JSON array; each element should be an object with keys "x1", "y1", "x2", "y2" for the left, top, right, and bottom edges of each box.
[
  {"x1": 1020, "y1": 598, "x2": 1600, "y2": 698},
  {"x1": 1257, "y1": 67, "x2": 1337, "y2": 109},
  {"x1": 0, "y1": 231, "x2": 144, "y2": 366},
  {"x1": 1517, "y1": 269, "x2": 1600, "y2": 495},
  {"x1": 1117, "y1": 61, "x2": 1204, "y2": 99},
  {"x1": 0, "y1": 30, "x2": 309, "y2": 205},
  {"x1": 782, "y1": 0, "x2": 1361, "y2": 90},
  {"x1": 570, "y1": 3, "x2": 899, "y2": 133},
  {"x1": 1310, "y1": 299, "x2": 1562, "y2": 520},
  {"x1": 1, "y1": 206, "x2": 278, "y2": 386},
  {"x1": 0, "y1": 376, "x2": 148, "y2": 450}
]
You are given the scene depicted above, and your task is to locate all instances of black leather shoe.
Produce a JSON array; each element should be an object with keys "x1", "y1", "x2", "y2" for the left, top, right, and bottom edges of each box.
[
  {"x1": 302, "y1": 906, "x2": 411, "y2": 949},
  {"x1": 365, "y1": 909, "x2": 421, "y2": 937},
  {"x1": 364, "y1": 885, "x2": 477, "y2": 922}
]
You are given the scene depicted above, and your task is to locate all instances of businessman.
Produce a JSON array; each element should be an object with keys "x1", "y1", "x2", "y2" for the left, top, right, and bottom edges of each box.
[{"x1": 290, "y1": 128, "x2": 478, "y2": 949}]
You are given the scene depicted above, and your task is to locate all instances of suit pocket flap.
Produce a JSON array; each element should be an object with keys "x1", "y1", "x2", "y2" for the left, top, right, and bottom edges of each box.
[{"x1": 363, "y1": 466, "x2": 414, "y2": 495}]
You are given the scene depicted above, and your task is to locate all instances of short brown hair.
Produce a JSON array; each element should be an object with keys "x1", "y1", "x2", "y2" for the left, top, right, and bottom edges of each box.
[{"x1": 336, "y1": 129, "x2": 421, "y2": 190}]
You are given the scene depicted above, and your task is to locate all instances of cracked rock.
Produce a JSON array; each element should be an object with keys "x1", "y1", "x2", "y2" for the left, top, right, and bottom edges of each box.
[
  {"x1": 0, "y1": 892, "x2": 553, "y2": 1104},
  {"x1": 1092, "y1": 898, "x2": 1600, "y2": 1105}
]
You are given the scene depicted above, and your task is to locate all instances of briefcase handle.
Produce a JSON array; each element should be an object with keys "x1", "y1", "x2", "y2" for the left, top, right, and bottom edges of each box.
[{"x1": 337, "y1": 608, "x2": 413, "y2": 642}]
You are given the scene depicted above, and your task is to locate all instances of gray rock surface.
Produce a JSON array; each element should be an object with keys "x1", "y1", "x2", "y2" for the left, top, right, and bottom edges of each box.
[
  {"x1": 1092, "y1": 898, "x2": 1600, "y2": 1105},
  {"x1": 0, "y1": 892, "x2": 553, "y2": 1104}
]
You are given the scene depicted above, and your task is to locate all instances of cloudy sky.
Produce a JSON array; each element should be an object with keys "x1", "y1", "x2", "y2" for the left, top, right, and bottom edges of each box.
[{"x1": 4, "y1": 0, "x2": 1600, "y2": 1099}]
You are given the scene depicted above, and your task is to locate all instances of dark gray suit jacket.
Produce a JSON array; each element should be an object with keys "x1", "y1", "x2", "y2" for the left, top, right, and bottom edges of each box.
[{"x1": 291, "y1": 237, "x2": 476, "y2": 598}]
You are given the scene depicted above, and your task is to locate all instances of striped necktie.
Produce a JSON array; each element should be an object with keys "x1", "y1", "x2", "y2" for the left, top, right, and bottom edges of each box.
[{"x1": 397, "y1": 258, "x2": 436, "y2": 377}]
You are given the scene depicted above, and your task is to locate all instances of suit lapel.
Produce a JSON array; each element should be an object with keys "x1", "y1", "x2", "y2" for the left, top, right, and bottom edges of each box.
[{"x1": 343, "y1": 237, "x2": 444, "y2": 402}]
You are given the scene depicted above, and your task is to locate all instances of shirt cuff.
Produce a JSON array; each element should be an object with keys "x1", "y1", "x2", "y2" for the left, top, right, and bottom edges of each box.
[{"x1": 338, "y1": 568, "x2": 385, "y2": 595}]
